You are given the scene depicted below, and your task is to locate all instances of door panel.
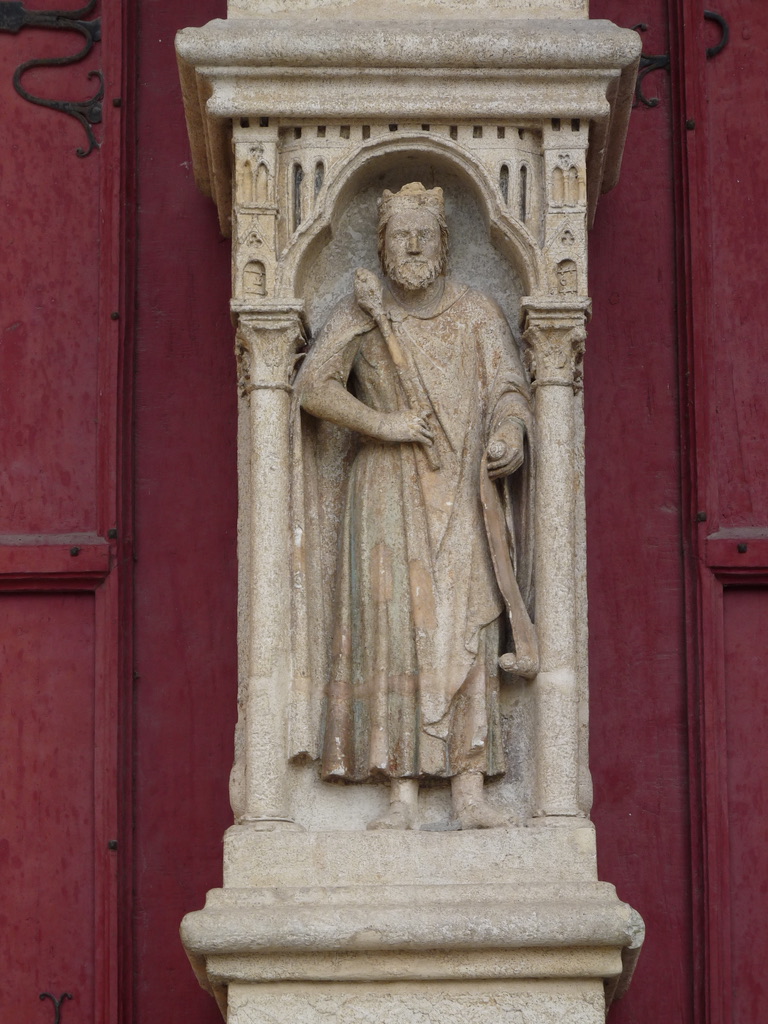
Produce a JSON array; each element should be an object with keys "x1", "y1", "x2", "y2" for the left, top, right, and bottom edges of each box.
[
  {"x1": 0, "y1": 594, "x2": 96, "y2": 1023},
  {"x1": 703, "y1": 2, "x2": 768, "y2": 528},
  {"x1": 725, "y1": 587, "x2": 768, "y2": 1024},
  {"x1": 588, "y1": 3, "x2": 694, "y2": 1021},
  {"x1": 0, "y1": 24, "x2": 101, "y2": 534},
  {"x1": 0, "y1": 6, "x2": 129, "y2": 1024}
]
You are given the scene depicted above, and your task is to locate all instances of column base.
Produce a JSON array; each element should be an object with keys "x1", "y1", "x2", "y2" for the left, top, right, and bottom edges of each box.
[{"x1": 181, "y1": 824, "x2": 643, "y2": 1023}]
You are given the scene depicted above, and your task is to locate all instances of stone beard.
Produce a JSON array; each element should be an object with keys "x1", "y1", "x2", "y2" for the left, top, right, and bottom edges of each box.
[{"x1": 295, "y1": 183, "x2": 533, "y2": 829}]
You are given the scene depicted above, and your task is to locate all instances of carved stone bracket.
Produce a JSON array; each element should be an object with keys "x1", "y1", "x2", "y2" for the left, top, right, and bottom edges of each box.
[{"x1": 176, "y1": 19, "x2": 641, "y2": 235}]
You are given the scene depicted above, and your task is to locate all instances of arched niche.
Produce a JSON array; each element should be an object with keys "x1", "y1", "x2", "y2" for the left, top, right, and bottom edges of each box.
[
  {"x1": 274, "y1": 136, "x2": 544, "y2": 830},
  {"x1": 276, "y1": 136, "x2": 546, "y2": 338}
]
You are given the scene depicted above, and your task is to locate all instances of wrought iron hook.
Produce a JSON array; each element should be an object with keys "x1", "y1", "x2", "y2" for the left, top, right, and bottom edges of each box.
[
  {"x1": 631, "y1": 23, "x2": 669, "y2": 108},
  {"x1": 39, "y1": 992, "x2": 73, "y2": 1024},
  {"x1": 704, "y1": 10, "x2": 729, "y2": 59},
  {"x1": 631, "y1": 11, "x2": 729, "y2": 109},
  {"x1": 0, "y1": 0, "x2": 102, "y2": 156}
]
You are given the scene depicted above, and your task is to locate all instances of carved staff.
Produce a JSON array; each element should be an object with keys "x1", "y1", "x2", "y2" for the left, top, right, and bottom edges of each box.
[
  {"x1": 480, "y1": 454, "x2": 539, "y2": 679},
  {"x1": 354, "y1": 268, "x2": 440, "y2": 471}
]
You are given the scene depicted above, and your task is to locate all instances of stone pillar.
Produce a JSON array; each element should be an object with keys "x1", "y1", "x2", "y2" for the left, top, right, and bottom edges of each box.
[
  {"x1": 231, "y1": 306, "x2": 304, "y2": 827},
  {"x1": 176, "y1": 14, "x2": 645, "y2": 1021},
  {"x1": 522, "y1": 299, "x2": 590, "y2": 819}
]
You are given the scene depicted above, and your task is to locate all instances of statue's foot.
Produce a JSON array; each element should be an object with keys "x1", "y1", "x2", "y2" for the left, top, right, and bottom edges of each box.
[
  {"x1": 367, "y1": 800, "x2": 418, "y2": 831},
  {"x1": 452, "y1": 799, "x2": 512, "y2": 830}
]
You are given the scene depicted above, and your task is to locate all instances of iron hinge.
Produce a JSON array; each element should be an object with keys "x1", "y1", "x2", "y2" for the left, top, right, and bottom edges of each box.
[
  {"x1": 633, "y1": 11, "x2": 730, "y2": 109},
  {"x1": 0, "y1": 0, "x2": 102, "y2": 157}
]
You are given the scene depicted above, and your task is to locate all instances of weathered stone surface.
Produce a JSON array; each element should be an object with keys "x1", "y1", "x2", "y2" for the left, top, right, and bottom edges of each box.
[
  {"x1": 175, "y1": 5, "x2": 643, "y2": 1021},
  {"x1": 229, "y1": 0, "x2": 589, "y2": 18},
  {"x1": 222, "y1": 822, "x2": 600, "y2": 887},
  {"x1": 176, "y1": 19, "x2": 640, "y2": 233},
  {"x1": 225, "y1": 980, "x2": 608, "y2": 1024}
]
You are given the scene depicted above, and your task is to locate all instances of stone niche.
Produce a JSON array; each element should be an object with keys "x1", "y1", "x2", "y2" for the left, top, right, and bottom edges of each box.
[{"x1": 176, "y1": 4, "x2": 643, "y2": 1023}]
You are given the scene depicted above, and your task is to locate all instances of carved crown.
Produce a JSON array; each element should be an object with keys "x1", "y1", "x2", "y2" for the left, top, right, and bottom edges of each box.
[{"x1": 378, "y1": 182, "x2": 445, "y2": 221}]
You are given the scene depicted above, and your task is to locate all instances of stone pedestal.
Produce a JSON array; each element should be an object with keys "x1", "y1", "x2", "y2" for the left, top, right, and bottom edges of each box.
[
  {"x1": 183, "y1": 825, "x2": 642, "y2": 1022},
  {"x1": 176, "y1": 4, "x2": 643, "y2": 1021}
]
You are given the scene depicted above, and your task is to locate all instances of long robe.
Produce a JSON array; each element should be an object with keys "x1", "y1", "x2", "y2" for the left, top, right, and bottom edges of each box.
[{"x1": 292, "y1": 279, "x2": 532, "y2": 782}]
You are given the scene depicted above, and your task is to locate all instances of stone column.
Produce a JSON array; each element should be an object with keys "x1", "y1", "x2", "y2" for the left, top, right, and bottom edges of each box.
[
  {"x1": 231, "y1": 306, "x2": 304, "y2": 827},
  {"x1": 522, "y1": 298, "x2": 590, "y2": 819}
]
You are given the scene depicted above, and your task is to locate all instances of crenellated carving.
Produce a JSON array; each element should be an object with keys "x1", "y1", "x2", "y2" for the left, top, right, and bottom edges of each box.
[{"x1": 245, "y1": 122, "x2": 548, "y2": 266}]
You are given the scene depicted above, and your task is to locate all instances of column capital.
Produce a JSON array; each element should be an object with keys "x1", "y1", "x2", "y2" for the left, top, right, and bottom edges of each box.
[
  {"x1": 520, "y1": 298, "x2": 592, "y2": 390},
  {"x1": 232, "y1": 302, "x2": 306, "y2": 396}
]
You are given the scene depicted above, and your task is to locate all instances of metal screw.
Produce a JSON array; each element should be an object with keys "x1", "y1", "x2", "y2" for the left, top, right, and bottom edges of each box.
[
  {"x1": 108, "y1": 839, "x2": 118, "y2": 850},
  {"x1": 107, "y1": 528, "x2": 118, "y2": 539},
  {"x1": 686, "y1": 118, "x2": 696, "y2": 130},
  {"x1": 696, "y1": 511, "x2": 707, "y2": 522},
  {"x1": 737, "y1": 543, "x2": 748, "y2": 553},
  {"x1": 110, "y1": 311, "x2": 120, "y2": 320},
  {"x1": 112, "y1": 97, "x2": 122, "y2": 107},
  {"x1": 70, "y1": 547, "x2": 80, "y2": 556}
]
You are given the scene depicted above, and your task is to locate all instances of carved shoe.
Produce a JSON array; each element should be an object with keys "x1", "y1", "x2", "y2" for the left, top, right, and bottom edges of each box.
[
  {"x1": 453, "y1": 799, "x2": 512, "y2": 830},
  {"x1": 367, "y1": 800, "x2": 419, "y2": 831}
]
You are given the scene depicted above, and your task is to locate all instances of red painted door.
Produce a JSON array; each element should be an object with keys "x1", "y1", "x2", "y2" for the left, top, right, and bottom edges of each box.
[
  {"x1": 0, "y1": 4, "x2": 126, "y2": 1023},
  {"x1": 677, "y1": 4, "x2": 768, "y2": 1022}
]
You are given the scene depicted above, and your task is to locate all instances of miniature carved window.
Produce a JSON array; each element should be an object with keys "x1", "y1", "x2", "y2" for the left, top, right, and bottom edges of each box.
[
  {"x1": 519, "y1": 165, "x2": 528, "y2": 222},
  {"x1": 293, "y1": 164, "x2": 304, "y2": 231},
  {"x1": 500, "y1": 164, "x2": 510, "y2": 205}
]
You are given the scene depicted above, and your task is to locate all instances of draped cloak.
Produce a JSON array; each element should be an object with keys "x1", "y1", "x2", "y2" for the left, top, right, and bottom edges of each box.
[{"x1": 289, "y1": 279, "x2": 533, "y2": 782}]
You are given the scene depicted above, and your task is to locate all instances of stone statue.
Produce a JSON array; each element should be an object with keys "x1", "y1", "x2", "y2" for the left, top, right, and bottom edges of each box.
[{"x1": 295, "y1": 182, "x2": 535, "y2": 830}]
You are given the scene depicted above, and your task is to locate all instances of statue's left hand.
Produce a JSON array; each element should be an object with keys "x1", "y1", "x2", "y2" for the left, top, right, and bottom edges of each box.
[{"x1": 487, "y1": 421, "x2": 524, "y2": 479}]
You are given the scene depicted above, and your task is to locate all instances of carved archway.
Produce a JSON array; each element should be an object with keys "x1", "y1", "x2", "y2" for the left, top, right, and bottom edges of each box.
[{"x1": 275, "y1": 134, "x2": 547, "y2": 304}]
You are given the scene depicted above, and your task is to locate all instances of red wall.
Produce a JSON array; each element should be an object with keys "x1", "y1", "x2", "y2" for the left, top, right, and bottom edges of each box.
[
  {"x1": 588, "y1": 5, "x2": 693, "y2": 1021},
  {"x1": 133, "y1": 2, "x2": 233, "y2": 1020}
]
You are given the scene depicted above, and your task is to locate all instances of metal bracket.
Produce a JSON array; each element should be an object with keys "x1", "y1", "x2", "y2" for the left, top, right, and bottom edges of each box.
[
  {"x1": 632, "y1": 11, "x2": 730, "y2": 109},
  {"x1": 704, "y1": 10, "x2": 730, "y2": 60},
  {"x1": 0, "y1": 0, "x2": 102, "y2": 157},
  {"x1": 632, "y1": 23, "x2": 670, "y2": 109},
  {"x1": 39, "y1": 993, "x2": 73, "y2": 1024}
]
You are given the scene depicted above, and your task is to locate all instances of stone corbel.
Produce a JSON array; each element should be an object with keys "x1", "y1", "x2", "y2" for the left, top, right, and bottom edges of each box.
[{"x1": 175, "y1": 19, "x2": 641, "y2": 236}]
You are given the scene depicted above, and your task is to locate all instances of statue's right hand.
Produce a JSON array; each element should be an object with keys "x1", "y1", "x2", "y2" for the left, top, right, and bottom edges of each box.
[{"x1": 375, "y1": 410, "x2": 435, "y2": 446}]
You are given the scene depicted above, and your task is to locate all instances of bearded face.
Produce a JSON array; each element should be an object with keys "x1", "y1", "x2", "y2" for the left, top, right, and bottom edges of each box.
[{"x1": 382, "y1": 208, "x2": 446, "y2": 291}]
